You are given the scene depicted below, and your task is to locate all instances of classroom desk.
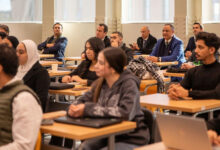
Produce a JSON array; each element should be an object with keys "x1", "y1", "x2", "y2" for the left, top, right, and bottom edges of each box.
[
  {"x1": 43, "y1": 110, "x2": 66, "y2": 119},
  {"x1": 64, "y1": 57, "x2": 84, "y2": 65},
  {"x1": 163, "y1": 72, "x2": 185, "y2": 78},
  {"x1": 66, "y1": 65, "x2": 78, "y2": 70},
  {"x1": 140, "y1": 78, "x2": 170, "y2": 94},
  {"x1": 133, "y1": 55, "x2": 149, "y2": 59},
  {"x1": 140, "y1": 94, "x2": 220, "y2": 120},
  {"x1": 40, "y1": 61, "x2": 63, "y2": 67},
  {"x1": 134, "y1": 142, "x2": 167, "y2": 150},
  {"x1": 49, "y1": 85, "x2": 90, "y2": 102},
  {"x1": 48, "y1": 70, "x2": 71, "y2": 82},
  {"x1": 39, "y1": 54, "x2": 54, "y2": 59},
  {"x1": 155, "y1": 61, "x2": 178, "y2": 67},
  {"x1": 41, "y1": 111, "x2": 136, "y2": 150}
]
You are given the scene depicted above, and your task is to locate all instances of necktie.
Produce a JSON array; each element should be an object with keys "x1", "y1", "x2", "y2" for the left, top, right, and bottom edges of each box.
[
  {"x1": 165, "y1": 41, "x2": 169, "y2": 48},
  {"x1": 143, "y1": 40, "x2": 147, "y2": 48}
]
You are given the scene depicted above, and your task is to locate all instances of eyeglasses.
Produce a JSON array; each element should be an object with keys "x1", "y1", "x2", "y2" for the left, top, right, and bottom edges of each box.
[{"x1": 110, "y1": 36, "x2": 117, "y2": 39}]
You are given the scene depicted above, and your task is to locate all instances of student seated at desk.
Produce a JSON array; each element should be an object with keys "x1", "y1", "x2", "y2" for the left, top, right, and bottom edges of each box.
[
  {"x1": 168, "y1": 32, "x2": 220, "y2": 100},
  {"x1": 62, "y1": 37, "x2": 104, "y2": 86},
  {"x1": 15, "y1": 40, "x2": 50, "y2": 112},
  {"x1": 0, "y1": 44, "x2": 42, "y2": 150},
  {"x1": 68, "y1": 47, "x2": 149, "y2": 150},
  {"x1": 207, "y1": 119, "x2": 220, "y2": 146}
]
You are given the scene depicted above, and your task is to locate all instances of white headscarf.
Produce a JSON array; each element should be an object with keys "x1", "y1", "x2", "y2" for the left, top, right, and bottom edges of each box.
[{"x1": 16, "y1": 40, "x2": 40, "y2": 80}]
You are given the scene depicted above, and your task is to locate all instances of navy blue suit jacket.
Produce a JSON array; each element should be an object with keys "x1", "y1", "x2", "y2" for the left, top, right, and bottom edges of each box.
[
  {"x1": 185, "y1": 36, "x2": 196, "y2": 53},
  {"x1": 150, "y1": 36, "x2": 186, "y2": 67},
  {"x1": 38, "y1": 36, "x2": 68, "y2": 61}
]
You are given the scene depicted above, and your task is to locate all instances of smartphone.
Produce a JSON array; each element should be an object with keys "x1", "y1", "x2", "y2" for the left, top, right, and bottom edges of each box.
[
  {"x1": 129, "y1": 44, "x2": 134, "y2": 48},
  {"x1": 41, "y1": 119, "x2": 54, "y2": 125}
]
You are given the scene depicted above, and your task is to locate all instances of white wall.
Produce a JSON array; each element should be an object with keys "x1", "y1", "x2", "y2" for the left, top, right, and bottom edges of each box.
[
  {"x1": 203, "y1": 24, "x2": 220, "y2": 37},
  {"x1": 5, "y1": 22, "x2": 95, "y2": 57},
  {"x1": 6, "y1": 23, "x2": 42, "y2": 44}
]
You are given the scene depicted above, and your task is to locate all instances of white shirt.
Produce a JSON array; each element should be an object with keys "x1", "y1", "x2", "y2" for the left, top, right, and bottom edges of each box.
[{"x1": 0, "y1": 79, "x2": 42, "y2": 150}]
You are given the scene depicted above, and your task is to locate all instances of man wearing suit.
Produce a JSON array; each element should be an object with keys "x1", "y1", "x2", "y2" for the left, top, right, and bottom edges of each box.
[
  {"x1": 38, "y1": 23, "x2": 68, "y2": 61},
  {"x1": 147, "y1": 24, "x2": 185, "y2": 67},
  {"x1": 132, "y1": 26, "x2": 157, "y2": 54},
  {"x1": 185, "y1": 22, "x2": 203, "y2": 60},
  {"x1": 96, "y1": 23, "x2": 111, "y2": 48}
]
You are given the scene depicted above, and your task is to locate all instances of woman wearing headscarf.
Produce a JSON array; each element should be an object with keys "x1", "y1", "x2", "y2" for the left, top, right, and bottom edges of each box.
[{"x1": 16, "y1": 40, "x2": 50, "y2": 112}]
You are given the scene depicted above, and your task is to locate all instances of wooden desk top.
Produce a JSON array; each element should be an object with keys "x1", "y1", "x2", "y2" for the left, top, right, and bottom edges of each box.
[
  {"x1": 66, "y1": 65, "x2": 78, "y2": 70},
  {"x1": 48, "y1": 70, "x2": 71, "y2": 77},
  {"x1": 140, "y1": 78, "x2": 170, "y2": 87},
  {"x1": 163, "y1": 72, "x2": 185, "y2": 78},
  {"x1": 140, "y1": 94, "x2": 220, "y2": 113},
  {"x1": 40, "y1": 61, "x2": 63, "y2": 66},
  {"x1": 41, "y1": 121, "x2": 136, "y2": 140},
  {"x1": 135, "y1": 142, "x2": 168, "y2": 150},
  {"x1": 39, "y1": 54, "x2": 54, "y2": 59},
  {"x1": 155, "y1": 61, "x2": 178, "y2": 67},
  {"x1": 49, "y1": 87, "x2": 90, "y2": 96},
  {"x1": 43, "y1": 111, "x2": 66, "y2": 119},
  {"x1": 64, "y1": 57, "x2": 84, "y2": 61},
  {"x1": 133, "y1": 55, "x2": 149, "y2": 59}
]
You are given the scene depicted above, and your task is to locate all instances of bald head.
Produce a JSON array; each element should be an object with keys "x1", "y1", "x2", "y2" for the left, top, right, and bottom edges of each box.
[{"x1": 140, "y1": 26, "x2": 150, "y2": 39}]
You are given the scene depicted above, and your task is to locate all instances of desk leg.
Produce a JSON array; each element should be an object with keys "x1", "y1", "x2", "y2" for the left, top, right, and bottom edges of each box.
[
  {"x1": 208, "y1": 111, "x2": 214, "y2": 120},
  {"x1": 55, "y1": 94, "x2": 59, "y2": 102},
  {"x1": 177, "y1": 111, "x2": 182, "y2": 115},
  {"x1": 55, "y1": 77, "x2": 59, "y2": 82},
  {"x1": 108, "y1": 135, "x2": 115, "y2": 150}
]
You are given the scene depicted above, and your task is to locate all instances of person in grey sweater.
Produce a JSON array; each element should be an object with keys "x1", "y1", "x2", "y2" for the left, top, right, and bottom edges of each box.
[{"x1": 68, "y1": 47, "x2": 149, "y2": 150}]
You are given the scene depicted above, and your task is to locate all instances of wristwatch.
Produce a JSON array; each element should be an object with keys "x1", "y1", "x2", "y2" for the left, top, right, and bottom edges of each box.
[{"x1": 158, "y1": 57, "x2": 162, "y2": 62}]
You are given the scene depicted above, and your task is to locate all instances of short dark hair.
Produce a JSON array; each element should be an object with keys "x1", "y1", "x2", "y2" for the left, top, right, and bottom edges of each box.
[
  {"x1": 102, "y1": 47, "x2": 127, "y2": 74},
  {"x1": 196, "y1": 32, "x2": 220, "y2": 53},
  {"x1": 53, "y1": 22, "x2": 63, "y2": 29},
  {"x1": 0, "y1": 32, "x2": 7, "y2": 39},
  {"x1": 193, "y1": 22, "x2": 203, "y2": 29},
  {"x1": 164, "y1": 24, "x2": 174, "y2": 31},
  {"x1": 4, "y1": 36, "x2": 19, "y2": 49},
  {"x1": 0, "y1": 44, "x2": 18, "y2": 77},
  {"x1": 112, "y1": 31, "x2": 123, "y2": 38},
  {"x1": 0, "y1": 24, "x2": 9, "y2": 35},
  {"x1": 99, "y1": 24, "x2": 108, "y2": 33}
]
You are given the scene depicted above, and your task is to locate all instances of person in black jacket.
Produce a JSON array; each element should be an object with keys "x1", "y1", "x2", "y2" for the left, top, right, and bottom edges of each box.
[
  {"x1": 62, "y1": 37, "x2": 104, "y2": 86},
  {"x1": 110, "y1": 31, "x2": 133, "y2": 64},
  {"x1": 16, "y1": 40, "x2": 50, "y2": 112},
  {"x1": 96, "y1": 23, "x2": 111, "y2": 48},
  {"x1": 132, "y1": 26, "x2": 157, "y2": 54},
  {"x1": 37, "y1": 22, "x2": 67, "y2": 61},
  {"x1": 185, "y1": 22, "x2": 203, "y2": 60}
]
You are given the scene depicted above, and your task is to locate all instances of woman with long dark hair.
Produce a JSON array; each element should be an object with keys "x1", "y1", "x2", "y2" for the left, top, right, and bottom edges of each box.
[
  {"x1": 62, "y1": 37, "x2": 104, "y2": 86},
  {"x1": 68, "y1": 47, "x2": 150, "y2": 150}
]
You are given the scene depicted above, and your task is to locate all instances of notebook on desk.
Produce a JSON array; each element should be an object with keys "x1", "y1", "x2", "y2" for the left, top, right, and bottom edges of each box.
[
  {"x1": 156, "y1": 113, "x2": 219, "y2": 150},
  {"x1": 55, "y1": 116, "x2": 122, "y2": 128}
]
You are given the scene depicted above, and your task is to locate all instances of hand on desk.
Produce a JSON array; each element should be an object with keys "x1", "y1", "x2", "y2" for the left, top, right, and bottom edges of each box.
[
  {"x1": 181, "y1": 63, "x2": 195, "y2": 69},
  {"x1": 168, "y1": 84, "x2": 189, "y2": 100},
  {"x1": 62, "y1": 75, "x2": 87, "y2": 85},
  {"x1": 68, "y1": 104, "x2": 85, "y2": 117},
  {"x1": 208, "y1": 130, "x2": 220, "y2": 146},
  {"x1": 146, "y1": 56, "x2": 158, "y2": 62}
]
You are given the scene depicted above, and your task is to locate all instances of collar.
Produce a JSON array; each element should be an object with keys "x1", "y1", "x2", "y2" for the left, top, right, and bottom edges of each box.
[
  {"x1": 142, "y1": 36, "x2": 149, "y2": 41},
  {"x1": 0, "y1": 77, "x2": 18, "y2": 90}
]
